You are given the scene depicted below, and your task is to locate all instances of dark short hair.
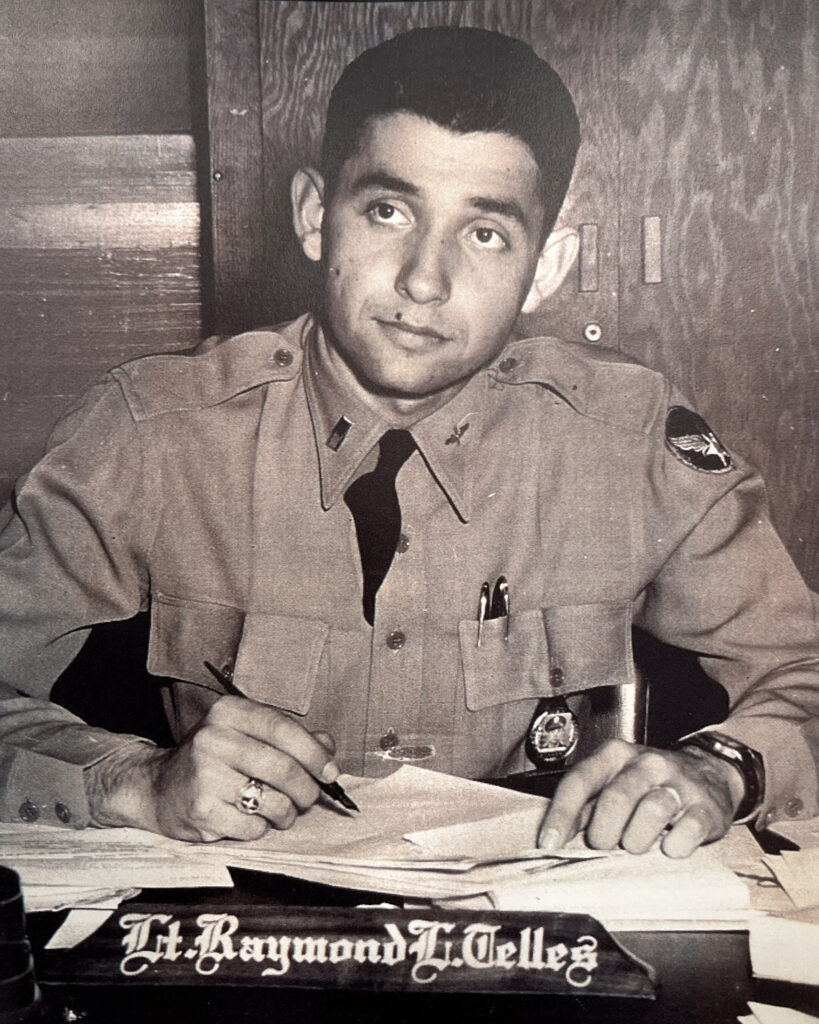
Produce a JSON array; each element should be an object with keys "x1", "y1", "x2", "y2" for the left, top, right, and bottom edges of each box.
[{"x1": 321, "y1": 26, "x2": 580, "y2": 237}]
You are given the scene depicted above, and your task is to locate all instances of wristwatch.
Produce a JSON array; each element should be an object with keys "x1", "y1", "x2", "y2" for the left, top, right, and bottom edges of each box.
[{"x1": 673, "y1": 730, "x2": 765, "y2": 824}]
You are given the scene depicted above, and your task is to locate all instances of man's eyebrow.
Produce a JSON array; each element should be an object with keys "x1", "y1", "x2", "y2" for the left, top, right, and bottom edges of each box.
[
  {"x1": 469, "y1": 196, "x2": 529, "y2": 228},
  {"x1": 348, "y1": 173, "x2": 531, "y2": 228},
  {"x1": 349, "y1": 171, "x2": 420, "y2": 196}
]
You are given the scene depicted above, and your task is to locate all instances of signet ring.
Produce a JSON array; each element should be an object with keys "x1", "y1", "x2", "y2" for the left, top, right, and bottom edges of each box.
[{"x1": 238, "y1": 777, "x2": 265, "y2": 815}]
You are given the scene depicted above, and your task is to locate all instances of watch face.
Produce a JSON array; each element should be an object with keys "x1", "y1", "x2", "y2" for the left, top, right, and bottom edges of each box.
[{"x1": 527, "y1": 707, "x2": 579, "y2": 764}]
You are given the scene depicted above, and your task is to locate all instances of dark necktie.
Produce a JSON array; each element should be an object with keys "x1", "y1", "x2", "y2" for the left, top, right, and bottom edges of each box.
[{"x1": 344, "y1": 429, "x2": 415, "y2": 625}]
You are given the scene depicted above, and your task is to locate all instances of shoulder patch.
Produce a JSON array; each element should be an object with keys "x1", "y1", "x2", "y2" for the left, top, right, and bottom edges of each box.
[{"x1": 665, "y1": 406, "x2": 732, "y2": 473}]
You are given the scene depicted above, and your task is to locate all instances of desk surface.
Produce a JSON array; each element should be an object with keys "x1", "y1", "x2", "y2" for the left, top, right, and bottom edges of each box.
[{"x1": 24, "y1": 870, "x2": 819, "y2": 1024}]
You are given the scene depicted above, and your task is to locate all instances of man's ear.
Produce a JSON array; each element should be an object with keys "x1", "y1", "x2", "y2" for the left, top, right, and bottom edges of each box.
[
  {"x1": 291, "y1": 167, "x2": 325, "y2": 262},
  {"x1": 520, "y1": 227, "x2": 579, "y2": 314}
]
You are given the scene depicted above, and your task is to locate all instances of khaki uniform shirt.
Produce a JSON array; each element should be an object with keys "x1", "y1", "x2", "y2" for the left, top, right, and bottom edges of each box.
[{"x1": 1, "y1": 314, "x2": 817, "y2": 829}]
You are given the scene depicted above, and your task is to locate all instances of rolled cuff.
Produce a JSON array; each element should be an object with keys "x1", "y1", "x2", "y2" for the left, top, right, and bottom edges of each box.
[{"x1": 710, "y1": 717, "x2": 819, "y2": 830}]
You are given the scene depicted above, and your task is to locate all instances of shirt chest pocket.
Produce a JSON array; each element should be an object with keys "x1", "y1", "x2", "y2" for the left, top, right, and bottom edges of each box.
[
  {"x1": 458, "y1": 600, "x2": 636, "y2": 710},
  {"x1": 148, "y1": 593, "x2": 329, "y2": 715}
]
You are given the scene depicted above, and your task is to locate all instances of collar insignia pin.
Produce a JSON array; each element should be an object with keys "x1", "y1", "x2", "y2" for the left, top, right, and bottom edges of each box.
[
  {"x1": 445, "y1": 421, "x2": 470, "y2": 446},
  {"x1": 326, "y1": 416, "x2": 353, "y2": 451}
]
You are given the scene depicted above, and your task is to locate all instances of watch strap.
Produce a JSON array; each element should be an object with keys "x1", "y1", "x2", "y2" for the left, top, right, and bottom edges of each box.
[{"x1": 673, "y1": 730, "x2": 765, "y2": 824}]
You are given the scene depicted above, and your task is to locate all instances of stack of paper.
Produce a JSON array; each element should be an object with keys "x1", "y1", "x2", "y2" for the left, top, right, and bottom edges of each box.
[
  {"x1": 0, "y1": 765, "x2": 769, "y2": 934},
  {"x1": 187, "y1": 766, "x2": 752, "y2": 929},
  {"x1": 748, "y1": 845, "x2": 819, "y2": 986},
  {"x1": 763, "y1": 849, "x2": 819, "y2": 910},
  {"x1": 0, "y1": 822, "x2": 233, "y2": 913}
]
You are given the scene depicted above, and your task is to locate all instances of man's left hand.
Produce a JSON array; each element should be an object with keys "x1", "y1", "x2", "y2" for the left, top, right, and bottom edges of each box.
[{"x1": 537, "y1": 739, "x2": 745, "y2": 858}]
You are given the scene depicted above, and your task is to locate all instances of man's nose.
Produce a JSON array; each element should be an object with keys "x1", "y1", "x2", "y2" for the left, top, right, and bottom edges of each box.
[{"x1": 395, "y1": 232, "x2": 452, "y2": 304}]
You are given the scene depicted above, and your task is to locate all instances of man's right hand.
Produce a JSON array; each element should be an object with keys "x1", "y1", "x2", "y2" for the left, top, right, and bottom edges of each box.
[{"x1": 84, "y1": 695, "x2": 339, "y2": 842}]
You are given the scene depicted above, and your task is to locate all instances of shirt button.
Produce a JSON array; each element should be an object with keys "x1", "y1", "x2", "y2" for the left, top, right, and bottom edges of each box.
[
  {"x1": 784, "y1": 797, "x2": 804, "y2": 817},
  {"x1": 386, "y1": 630, "x2": 406, "y2": 651},
  {"x1": 396, "y1": 533, "x2": 410, "y2": 554},
  {"x1": 764, "y1": 809, "x2": 776, "y2": 827},
  {"x1": 550, "y1": 666, "x2": 565, "y2": 688},
  {"x1": 498, "y1": 356, "x2": 518, "y2": 373},
  {"x1": 55, "y1": 803, "x2": 72, "y2": 824},
  {"x1": 19, "y1": 800, "x2": 39, "y2": 823},
  {"x1": 380, "y1": 728, "x2": 399, "y2": 751},
  {"x1": 273, "y1": 347, "x2": 293, "y2": 367}
]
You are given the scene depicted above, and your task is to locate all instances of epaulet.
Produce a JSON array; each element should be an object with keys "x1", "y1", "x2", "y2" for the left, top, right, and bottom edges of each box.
[
  {"x1": 487, "y1": 335, "x2": 668, "y2": 436},
  {"x1": 110, "y1": 315, "x2": 310, "y2": 422}
]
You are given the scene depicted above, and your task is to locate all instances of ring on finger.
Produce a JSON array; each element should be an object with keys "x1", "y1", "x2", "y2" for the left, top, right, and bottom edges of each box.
[
  {"x1": 647, "y1": 784, "x2": 684, "y2": 818},
  {"x1": 238, "y1": 777, "x2": 265, "y2": 815}
]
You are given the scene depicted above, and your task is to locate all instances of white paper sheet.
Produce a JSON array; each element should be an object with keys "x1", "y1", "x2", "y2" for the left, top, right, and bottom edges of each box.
[{"x1": 763, "y1": 849, "x2": 819, "y2": 910}]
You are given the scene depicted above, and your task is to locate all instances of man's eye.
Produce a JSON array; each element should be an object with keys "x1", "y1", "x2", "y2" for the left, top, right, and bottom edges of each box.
[
  {"x1": 471, "y1": 227, "x2": 507, "y2": 250},
  {"x1": 368, "y1": 202, "x2": 408, "y2": 225}
]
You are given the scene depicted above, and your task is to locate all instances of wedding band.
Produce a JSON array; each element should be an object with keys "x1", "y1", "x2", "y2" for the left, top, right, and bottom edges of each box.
[
  {"x1": 648, "y1": 784, "x2": 684, "y2": 815},
  {"x1": 238, "y1": 778, "x2": 265, "y2": 815}
]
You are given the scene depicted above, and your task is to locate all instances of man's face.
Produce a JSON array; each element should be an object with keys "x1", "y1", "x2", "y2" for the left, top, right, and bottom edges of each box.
[{"x1": 316, "y1": 112, "x2": 547, "y2": 401}]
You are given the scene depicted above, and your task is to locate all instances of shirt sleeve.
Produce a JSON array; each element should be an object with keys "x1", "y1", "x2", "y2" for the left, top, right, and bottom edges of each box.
[
  {"x1": 0, "y1": 376, "x2": 157, "y2": 827},
  {"x1": 636, "y1": 466, "x2": 819, "y2": 830}
]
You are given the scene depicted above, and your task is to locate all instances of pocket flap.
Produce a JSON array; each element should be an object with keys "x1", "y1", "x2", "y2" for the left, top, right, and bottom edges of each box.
[
  {"x1": 232, "y1": 613, "x2": 330, "y2": 715},
  {"x1": 148, "y1": 593, "x2": 244, "y2": 690},
  {"x1": 542, "y1": 601, "x2": 635, "y2": 693},
  {"x1": 459, "y1": 608, "x2": 550, "y2": 710}
]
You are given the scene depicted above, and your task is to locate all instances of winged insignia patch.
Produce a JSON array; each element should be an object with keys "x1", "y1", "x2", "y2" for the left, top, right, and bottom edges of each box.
[{"x1": 665, "y1": 406, "x2": 732, "y2": 473}]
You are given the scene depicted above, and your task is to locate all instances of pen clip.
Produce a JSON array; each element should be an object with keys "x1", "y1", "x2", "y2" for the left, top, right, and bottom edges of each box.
[
  {"x1": 477, "y1": 581, "x2": 490, "y2": 648},
  {"x1": 491, "y1": 576, "x2": 510, "y2": 641}
]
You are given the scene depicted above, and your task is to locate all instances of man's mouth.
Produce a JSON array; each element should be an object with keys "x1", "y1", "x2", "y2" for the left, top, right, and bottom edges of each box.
[{"x1": 375, "y1": 317, "x2": 449, "y2": 342}]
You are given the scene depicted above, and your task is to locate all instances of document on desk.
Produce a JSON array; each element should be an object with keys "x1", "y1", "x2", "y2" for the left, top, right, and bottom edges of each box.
[
  {"x1": 203, "y1": 765, "x2": 753, "y2": 929},
  {"x1": 0, "y1": 821, "x2": 233, "y2": 913},
  {"x1": 1, "y1": 765, "x2": 762, "y2": 931}
]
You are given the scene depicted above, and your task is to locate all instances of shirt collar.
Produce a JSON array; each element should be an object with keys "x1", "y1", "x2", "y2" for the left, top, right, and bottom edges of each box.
[{"x1": 303, "y1": 317, "x2": 485, "y2": 522}]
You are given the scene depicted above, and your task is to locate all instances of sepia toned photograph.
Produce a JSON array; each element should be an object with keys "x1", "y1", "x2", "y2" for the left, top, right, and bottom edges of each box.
[{"x1": 0, "y1": 2, "x2": 817, "y2": 1021}]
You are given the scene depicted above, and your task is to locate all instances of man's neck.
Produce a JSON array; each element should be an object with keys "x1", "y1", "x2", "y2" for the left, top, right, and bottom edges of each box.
[{"x1": 315, "y1": 328, "x2": 468, "y2": 429}]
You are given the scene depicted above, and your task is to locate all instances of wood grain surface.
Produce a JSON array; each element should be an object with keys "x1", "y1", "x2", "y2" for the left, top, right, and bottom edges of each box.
[
  {"x1": 617, "y1": 0, "x2": 818, "y2": 585},
  {"x1": 204, "y1": 0, "x2": 269, "y2": 335},
  {"x1": 0, "y1": 136, "x2": 198, "y2": 205},
  {"x1": 0, "y1": 135, "x2": 202, "y2": 500}
]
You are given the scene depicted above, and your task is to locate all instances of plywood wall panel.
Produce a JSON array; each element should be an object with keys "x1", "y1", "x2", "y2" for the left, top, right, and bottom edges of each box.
[
  {"x1": 204, "y1": 0, "x2": 269, "y2": 336},
  {"x1": 0, "y1": 136, "x2": 202, "y2": 502},
  {"x1": 617, "y1": 0, "x2": 819, "y2": 586}
]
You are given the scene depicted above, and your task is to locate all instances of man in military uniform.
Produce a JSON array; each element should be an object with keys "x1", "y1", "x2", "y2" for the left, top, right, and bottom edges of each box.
[{"x1": 1, "y1": 28, "x2": 817, "y2": 856}]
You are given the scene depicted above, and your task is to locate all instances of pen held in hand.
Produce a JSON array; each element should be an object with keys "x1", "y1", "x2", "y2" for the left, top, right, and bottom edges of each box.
[
  {"x1": 203, "y1": 660, "x2": 359, "y2": 813},
  {"x1": 318, "y1": 779, "x2": 360, "y2": 813}
]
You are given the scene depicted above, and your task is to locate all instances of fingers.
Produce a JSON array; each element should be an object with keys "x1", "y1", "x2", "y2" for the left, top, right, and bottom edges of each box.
[
  {"x1": 151, "y1": 696, "x2": 341, "y2": 842},
  {"x1": 230, "y1": 738, "x2": 321, "y2": 811},
  {"x1": 312, "y1": 730, "x2": 337, "y2": 756},
  {"x1": 660, "y1": 804, "x2": 714, "y2": 859},
  {"x1": 619, "y1": 784, "x2": 684, "y2": 854},
  {"x1": 538, "y1": 740, "x2": 635, "y2": 850},
  {"x1": 198, "y1": 699, "x2": 341, "y2": 810},
  {"x1": 586, "y1": 750, "x2": 680, "y2": 851},
  {"x1": 209, "y1": 697, "x2": 340, "y2": 782},
  {"x1": 537, "y1": 742, "x2": 735, "y2": 857}
]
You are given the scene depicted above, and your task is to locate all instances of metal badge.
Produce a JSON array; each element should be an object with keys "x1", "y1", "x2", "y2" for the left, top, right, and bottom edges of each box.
[
  {"x1": 377, "y1": 729, "x2": 435, "y2": 762},
  {"x1": 665, "y1": 406, "x2": 732, "y2": 473},
  {"x1": 526, "y1": 699, "x2": 579, "y2": 765}
]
